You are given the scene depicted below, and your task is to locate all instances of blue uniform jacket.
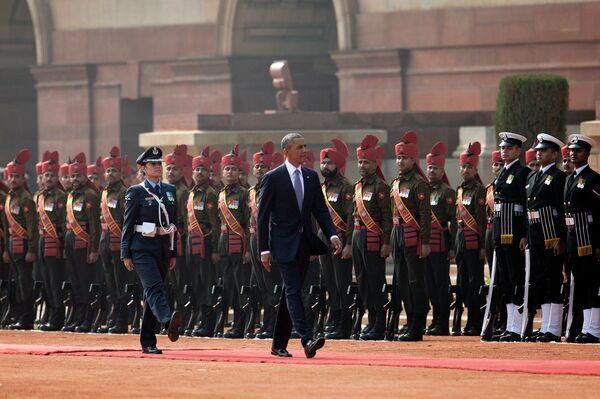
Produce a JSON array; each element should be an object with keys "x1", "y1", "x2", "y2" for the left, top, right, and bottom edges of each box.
[{"x1": 120, "y1": 180, "x2": 178, "y2": 260}]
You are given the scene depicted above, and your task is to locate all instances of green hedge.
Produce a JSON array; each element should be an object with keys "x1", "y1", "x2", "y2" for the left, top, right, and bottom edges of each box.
[{"x1": 494, "y1": 74, "x2": 569, "y2": 146}]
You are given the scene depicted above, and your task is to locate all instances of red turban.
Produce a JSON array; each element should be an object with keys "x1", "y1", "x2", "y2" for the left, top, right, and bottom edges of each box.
[
  {"x1": 320, "y1": 138, "x2": 349, "y2": 175},
  {"x1": 210, "y1": 150, "x2": 222, "y2": 173},
  {"x1": 460, "y1": 142, "x2": 481, "y2": 166},
  {"x1": 164, "y1": 144, "x2": 187, "y2": 168},
  {"x1": 69, "y1": 152, "x2": 87, "y2": 176},
  {"x1": 271, "y1": 152, "x2": 284, "y2": 168},
  {"x1": 525, "y1": 148, "x2": 536, "y2": 164},
  {"x1": 59, "y1": 161, "x2": 70, "y2": 177},
  {"x1": 426, "y1": 142, "x2": 449, "y2": 185},
  {"x1": 6, "y1": 149, "x2": 30, "y2": 176},
  {"x1": 253, "y1": 141, "x2": 275, "y2": 168},
  {"x1": 561, "y1": 145, "x2": 569, "y2": 159},
  {"x1": 356, "y1": 134, "x2": 385, "y2": 180},
  {"x1": 395, "y1": 131, "x2": 419, "y2": 161},
  {"x1": 41, "y1": 151, "x2": 59, "y2": 174},
  {"x1": 491, "y1": 150, "x2": 502, "y2": 164},
  {"x1": 221, "y1": 145, "x2": 241, "y2": 169},
  {"x1": 36, "y1": 151, "x2": 52, "y2": 175},
  {"x1": 102, "y1": 146, "x2": 122, "y2": 170},
  {"x1": 193, "y1": 146, "x2": 211, "y2": 170}
]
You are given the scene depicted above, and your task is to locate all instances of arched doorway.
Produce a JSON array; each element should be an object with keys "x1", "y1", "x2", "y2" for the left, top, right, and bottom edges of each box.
[
  {"x1": 0, "y1": 0, "x2": 37, "y2": 165},
  {"x1": 222, "y1": 0, "x2": 342, "y2": 113}
]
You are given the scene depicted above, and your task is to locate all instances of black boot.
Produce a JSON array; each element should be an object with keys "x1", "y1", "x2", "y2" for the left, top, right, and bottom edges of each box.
[
  {"x1": 193, "y1": 306, "x2": 216, "y2": 337},
  {"x1": 256, "y1": 306, "x2": 274, "y2": 339},
  {"x1": 361, "y1": 310, "x2": 376, "y2": 334},
  {"x1": 397, "y1": 312, "x2": 425, "y2": 341},
  {"x1": 75, "y1": 306, "x2": 93, "y2": 333},
  {"x1": 360, "y1": 311, "x2": 385, "y2": 340}
]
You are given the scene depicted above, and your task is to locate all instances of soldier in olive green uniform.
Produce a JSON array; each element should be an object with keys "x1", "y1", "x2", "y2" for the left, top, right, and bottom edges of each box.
[
  {"x1": 424, "y1": 142, "x2": 456, "y2": 336},
  {"x1": 0, "y1": 181, "x2": 9, "y2": 326},
  {"x1": 352, "y1": 135, "x2": 392, "y2": 341},
  {"x1": 391, "y1": 131, "x2": 432, "y2": 342},
  {"x1": 98, "y1": 147, "x2": 132, "y2": 333},
  {"x1": 37, "y1": 153, "x2": 67, "y2": 331},
  {"x1": 3, "y1": 149, "x2": 38, "y2": 330},
  {"x1": 188, "y1": 148, "x2": 220, "y2": 337},
  {"x1": 165, "y1": 145, "x2": 191, "y2": 332},
  {"x1": 248, "y1": 142, "x2": 282, "y2": 339},
  {"x1": 318, "y1": 139, "x2": 354, "y2": 339},
  {"x1": 63, "y1": 152, "x2": 101, "y2": 333},
  {"x1": 219, "y1": 146, "x2": 251, "y2": 338},
  {"x1": 455, "y1": 142, "x2": 487, "y2": 336}
]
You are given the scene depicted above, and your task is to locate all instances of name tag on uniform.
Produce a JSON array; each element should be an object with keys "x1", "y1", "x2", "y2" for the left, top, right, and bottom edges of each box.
[
  {"x1": 430, "y1": 194, "x2": 439, "y2": 206},
  {"x1": 73, "y1": 201, "x2": 83, "y2": 212},
  {"x1": 144, "y1": 196, "x2": 154, "y2": 201},
  {"x1": 328, "y1": 193, "x2": 339, "y2": 202},
  {"x1": 228, "y1": 200, "x2": 239, "y2": 209},
  {"x1": 463, "y1": 196, "x2": 472, "y2": 205},
  {"x1": 108, "y1": 199, "x2": 118, "y2": 208},
  {"x1": 506, "y1": 174, "x2": 514, "y2": 184},
  {"x1": 166, "y1": 191, "x2": 175, "y2": 202},
  {"x1": 11, "y1": 205, "x2": 20, "y2": 214},
  {"x1": 194, "y1": 201, "x2": 204, "y2": 211},
  {"x1": 362, "y1": 192, "x2": 373, "y2": 201},
  {"x1": 44, "y1": 202, "x2": 55, "y2": 212}
]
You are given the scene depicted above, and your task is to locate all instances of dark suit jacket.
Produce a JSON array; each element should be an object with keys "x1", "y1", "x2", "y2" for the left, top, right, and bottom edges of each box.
[
  {"x1": 121, "y1": 180, "x2": 177, "y2": 260},
  {"x1": 257, "y1": 163, "x2": 337, "y2": 264},
  {"x1": 563, "y1": 165, "x2": 600, "y2": 253}
]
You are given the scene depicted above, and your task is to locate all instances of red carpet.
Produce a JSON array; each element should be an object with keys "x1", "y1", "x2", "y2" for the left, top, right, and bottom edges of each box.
[{"x1": 1, "y1": 344, "x2": 599, "y2": 376}]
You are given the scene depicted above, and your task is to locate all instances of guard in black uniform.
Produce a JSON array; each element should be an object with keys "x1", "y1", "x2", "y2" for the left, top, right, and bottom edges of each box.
[
  {"x1": 121, "y1": 147, "x2": 182, "y2": 354},
  {"x1": 493, "y1": 132, "x2": 530, "y2": 342},
  {"x1": 525, "y1": 133, "x2": 567, "y2": 342},
  {"x1": 563, "y1": 134, "x2": 600, "y2": 343}
]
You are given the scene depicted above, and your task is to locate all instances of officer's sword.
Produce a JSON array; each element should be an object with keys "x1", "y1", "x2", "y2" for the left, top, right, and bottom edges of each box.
[
  {"x1": 520, "y1": 248, "x2": 531, "y2": 338},
  {"x1": 566, "y1": 271, "x2": 575, "y2": 340},
  {"x1": 481, "y1": 249, "x2": 497, "y2": 337}
]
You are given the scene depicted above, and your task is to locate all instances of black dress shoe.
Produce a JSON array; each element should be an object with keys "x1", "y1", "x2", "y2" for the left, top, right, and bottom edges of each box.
[
  {"x1": 62, "y1": 324, "x2": 76, "y2": 332},
  {"x1": 255, "y1": 331, "x2": 273, "y2": 339},
  {"x1": 537, "y1": 332, "x2": 561, "y2": 343},
  {"x1": 9, "y1": 323, "x2": 33, "y2": 330},
  {"x1": 271, "y1": 348, "x2": 293, "y2": 357},
  {"x1": 130, "y1": 327, "x2": 141, "y2": 335},
  {"x1": 575, "y1": 333, "x2": 600, "y2": 344},
  {"x1": 499, "y1": 331, "x2": 521, "y2": 342},
  {"x1": 75, "y1": 324, "x2": 91, "y2": 333},
  {"x1": 461, "y1": 329, "x2": 480, "y2": 337},
  {"x1": 142, "y1": 345, "x2": 163, "y2": 354},
  {"x1": 303, "y1": 337, "x2": 325, "y2": 359},
  {"x1": 425, "y1": 327, "x2": 450, "y2": 336},
  {"x1": 38, "y1": 323, "x2": 61, "y2": 332},
  {"x1": 167, "y1": 311, "x2": 182, "y2": 342},
  {"x1": 451, "y1": 329, "x2": 462, "y2": 337},
  {"x1": 96, "y1": 327, "x2": 110, "y2": 334},
  {"x1": 359, "y1": 331, "x2": 384, "y2": 341},
  {"x1": 108, "y1": 325, "x2": 128, "y2": 334},
  {"x1": 396, "y1": 332, "x2": 423, "y2": 342},
  {"x1": 192, "y1": 327, "x2": 213, "y2": 338},
  {"x1": 223, "y1": 330, "x2": 243, "y2": 339},
  {"x1": 325, "y1": 330, "x2": 349, "y2": 340}
]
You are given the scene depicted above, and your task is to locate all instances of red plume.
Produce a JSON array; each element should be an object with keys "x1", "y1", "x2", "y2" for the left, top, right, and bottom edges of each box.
[
  {"x1": 400, "y1": 130, "x2": 418, "y2": 145},
  {"x1": 42, "y1": 151, "x2": 52, "y2": 162},
  {"x1": 359, "y1": 134, "x2": 379, "y2": 149},
  {"x1": 201, "y1": 146, "x2": 210, "y2": 157},
  {"x1": 467, "y1": 142, "x2": 481, "y2": 156},
  {"x1": 210, "y1": 150, "x2": 222, "y2": 163},
  {"x1": 48, "y1": 151, "x2": 59, "y2": 163},
  {"x1": 72, "y1": 152, "x2": 86, "y2": 165},
  {"x1": 271, "y1": 152, "x2": 284, "y2": 168},
  {"x1": 261, "y1": 141, "x2": 274, "y2": 155},
  {"x1": 109, "y1": 146, "x2": 120, "y2": 158},
  {"x1": 232, "y1": 144, "x2": 239, "y2": 156},
  {"x1": 430, "y1": 142, "x2": 447, "y2": 156},
  {"x1": 15, "y1": 149, "x2": 30, "y2": 165},
  {"x1": 173, "y1": 144, "x2": 187, "y2": 156},
  {"x1": 331, "y1": 138, "x2": 348, "y2": 158},
  {"x1": 95, "y1": 156, "x2": 102, "y2": 168}
]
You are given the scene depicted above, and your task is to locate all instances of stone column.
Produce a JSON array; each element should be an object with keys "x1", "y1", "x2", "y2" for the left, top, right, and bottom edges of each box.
[
  {"x1": 152, "y1": 58, "x2": 232, "y2": 131},
  {"x1": 331, "y1": 49, "x2": 407, "y2": 113}
]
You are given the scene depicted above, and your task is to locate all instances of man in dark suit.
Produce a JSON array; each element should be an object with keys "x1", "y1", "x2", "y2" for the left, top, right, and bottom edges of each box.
[
  {"x1": 121, "y1": 146, "x2": 182, "y2": 354},
  {"x1": 258, "y1": 133, "x2": 342, "y2": 358}
]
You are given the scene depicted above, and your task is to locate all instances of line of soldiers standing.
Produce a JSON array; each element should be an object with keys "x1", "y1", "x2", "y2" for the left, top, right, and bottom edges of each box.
[{"x1": 1, "y1": 130, "x2": 599, "y2": 344}]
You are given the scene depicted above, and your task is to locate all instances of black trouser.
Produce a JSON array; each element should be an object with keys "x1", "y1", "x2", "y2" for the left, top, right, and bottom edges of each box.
[
  {"x1": 319, "y1": 231, "x2": 352, "y2": 313},
  {"x1": 530, "y1": 244, "x2": 564, "y2": 307},
  {"x1": 220, "y1": 251, "x2": 250, "y2": 332},
  {"x1": 189, "y1": 236, "x2": 217, "y2": 330},
  {"x1": 249, "y1": 234, "x2": 281, "y2": 333},
  {"x1": 568, "y1": 252, "x2": 600, "y2": 309},
  {"x1": 9, "y1": 238, "x2": 34, "y2": 326},
  {"x1": 392, "y1": 227, "x2": 428, "y2": 314},
  {"x1": 100, "y1": 232, "x2": 134, "y2": 327},
  {"x1": 301, "y1": 258, "x2": 321, "y2": 332},
  {"x1": 41, "y1": 252, "x2": 66, "y2": 327},
  {"x1": 168, "y1": 253, "x2": 190, "y2": 314},
  {"x1": 352, "y1": 229, "x2": 386, "y2": 312},
  {"x1": 495, "y1": 243, "x2": 525, "y2": 305},
  {"x1": 456, "y1": 239, "x2": 484, "y2": 331},
  {"x1": 426, "y1": 251, "x2": 451, "y2": 330}
]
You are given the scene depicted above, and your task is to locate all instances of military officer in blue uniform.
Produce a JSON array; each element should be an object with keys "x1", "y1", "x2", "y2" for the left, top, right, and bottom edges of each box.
[{"x1": 121, "y1": 146, "x2": 182, "y2": 354}]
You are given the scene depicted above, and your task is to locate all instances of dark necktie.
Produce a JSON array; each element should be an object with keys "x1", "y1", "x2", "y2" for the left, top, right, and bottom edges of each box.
[{"x1": 293, "y1": 169, "x2": 303, "y2": 211}]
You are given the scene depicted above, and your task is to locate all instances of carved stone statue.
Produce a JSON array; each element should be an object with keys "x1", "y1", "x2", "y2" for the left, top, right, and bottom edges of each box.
[{"x1": 269, "y1": 60, "x2": 299, "y2": 112}]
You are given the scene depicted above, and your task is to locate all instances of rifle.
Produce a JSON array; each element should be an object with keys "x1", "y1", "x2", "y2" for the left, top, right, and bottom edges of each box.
[
  {"x1": 480, "y1": 249, "x2": 498, "y2": 341},
  {"x1": 0, "y1": 279, "x2": 15, "y2": 327},
  {"x1": 383, "y1": 283, "x2": 400, "y2": 341},
  {"x1": 33, "y1": 280, "x2": 47, "y2": 326},
  {"x1": 125, "y1": 283, "x2": 142, "y2": 334},
  {"x1": 309, "y1": 285, "x2": 327, "y2": 337},
  {"x1": 89, "y1": 283, "x2": 107, "y2": 332},
  {"x1": 240, "y1": 285, "x2": 258, "y2": 338},
  {"x1": 347, "y1": 283, "x2": 364, "y2": 340},
  {"x1": 183, "y1": 284, "x2": 196, "y2": 335},
  {"x1": 61, "y1": 281, "x2": 74, "y2": 328},
  {"x1": 449, "y1": 283, "x2": 464, "y2": 336},
  {"x1": 211, "y1": 278, "x2": 225, "y2": 337}
]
